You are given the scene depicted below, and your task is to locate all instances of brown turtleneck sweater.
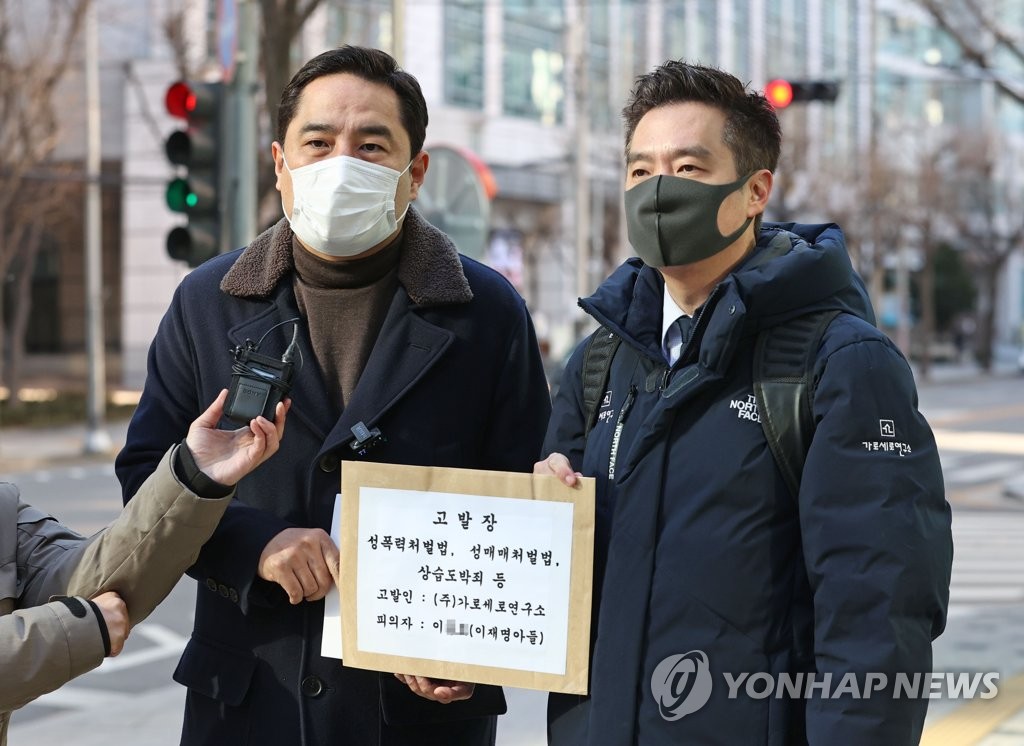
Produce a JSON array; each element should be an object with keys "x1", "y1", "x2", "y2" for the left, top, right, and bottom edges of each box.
[{"x1": 292, "y1": 234, "x2": 402, "y2": 413}]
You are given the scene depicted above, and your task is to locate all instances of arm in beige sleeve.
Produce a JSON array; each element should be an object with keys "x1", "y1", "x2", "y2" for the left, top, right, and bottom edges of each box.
[
  {"x1": 63, "y1": 446, "x2": 232, "y2": 625},
  {"x1": 0, "y1": 598, "x2": 106, "y2": 713}
]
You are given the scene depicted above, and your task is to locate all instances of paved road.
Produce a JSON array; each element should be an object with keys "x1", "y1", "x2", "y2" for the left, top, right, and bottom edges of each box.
[
  {"x1": 5, "y1": 365, "x2": 1024, "y2": 744},
  {"x1": 922, "y1": 510, "x2": 1024, "y2": 745},
  {"x1": 1, "y1": 425, "x2": 549, "y2": 745}
]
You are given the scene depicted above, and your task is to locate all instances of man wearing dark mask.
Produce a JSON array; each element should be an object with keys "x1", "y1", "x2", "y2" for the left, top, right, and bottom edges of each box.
[
  {"x1": 115, "y1": 46, "x2": 550, "y2": 746},
  {"x1": 536, "y1": 61, "x2": 951, "y2": 745}
]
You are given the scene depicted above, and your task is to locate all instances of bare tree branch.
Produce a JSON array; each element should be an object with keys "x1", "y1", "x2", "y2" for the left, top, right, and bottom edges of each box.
[
  {"x1": 256, "y1": 0, "x2": 325, "y2": 226},
  {"x1": 162, "y1": 7, "x2": 191, "y2": 80},
  {"x1": 960, "y1": 0, "x2": 1024, "y2": 70},
  {"x1": 916, "y1": 0, "x2": 1024, "y2": 105},
  {"x1": 125, "y1": 64, "x2": 171, "y2": 148},
  {"x1": 297, "y1": 0, "x2": 322, "y2": 28},
  {"x1": 0, "y1": 0, "x2": 91, "y2": 390},
  {"x1": 942, "y1": 133, "x2": 1024, "y2": 369}
]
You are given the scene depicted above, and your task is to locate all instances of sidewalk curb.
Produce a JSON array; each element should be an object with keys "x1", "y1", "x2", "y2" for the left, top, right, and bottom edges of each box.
[{"x1": 0, "y1": 421, "x2": 129, "y2": 475}]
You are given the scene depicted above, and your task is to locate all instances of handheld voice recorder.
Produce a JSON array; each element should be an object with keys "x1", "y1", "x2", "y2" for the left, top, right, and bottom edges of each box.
[{"x1": 224, "y1": 322, "x2": 299, "y2": 424}]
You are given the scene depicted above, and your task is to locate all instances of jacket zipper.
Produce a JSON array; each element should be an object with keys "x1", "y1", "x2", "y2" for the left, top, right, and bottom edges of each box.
[
  {"x1": 608, "y1": 385, "x2": 637, "y2": 480},
  {"x1": 673, "y1": 285, "x2": 721, "y2": 375}
]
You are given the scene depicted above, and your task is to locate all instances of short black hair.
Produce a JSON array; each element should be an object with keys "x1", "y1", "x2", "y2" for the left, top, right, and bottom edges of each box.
[
  {"x1": 277, "y1": 45, "x2": 428, "y2": 158},
  {"x1": 622, "y1": 60, "x2": 781, "y2": 178}
]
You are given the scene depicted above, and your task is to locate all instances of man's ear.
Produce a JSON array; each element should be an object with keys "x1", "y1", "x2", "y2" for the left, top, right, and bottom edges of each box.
[
  {"x1": 747, "y1": 169, "x2": 773, "y2": 216},
  {"x1": 272, "y1": 142, "x2": 285, "y2": 192},
  {"x1": 407, "y1": 150, "x2": 429, "y2": 201}
]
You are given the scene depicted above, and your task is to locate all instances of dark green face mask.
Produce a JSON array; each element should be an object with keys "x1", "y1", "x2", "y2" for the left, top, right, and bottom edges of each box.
[{"x1": 624, "y1": 173, "x2": 753, "y2": 267}]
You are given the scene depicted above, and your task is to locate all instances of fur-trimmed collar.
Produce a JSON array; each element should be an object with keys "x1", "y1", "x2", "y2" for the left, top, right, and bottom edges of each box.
[{"x1": 219, "y1": 206, "x2": 473, "y2": 306}]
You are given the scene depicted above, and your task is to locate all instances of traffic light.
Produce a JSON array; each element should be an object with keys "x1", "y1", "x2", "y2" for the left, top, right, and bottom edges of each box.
[
  {"x1": 163, "y1": 80, "x2": 223, "y2": 267},
  {"x1": 765, "y1": 78, "x2": 840, "y2": 109}
]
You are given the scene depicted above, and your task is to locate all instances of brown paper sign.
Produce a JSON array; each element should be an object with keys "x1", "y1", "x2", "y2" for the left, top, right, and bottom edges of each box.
[{"x1": 339, "y1": 460, "x2": 594, "y2": 694}]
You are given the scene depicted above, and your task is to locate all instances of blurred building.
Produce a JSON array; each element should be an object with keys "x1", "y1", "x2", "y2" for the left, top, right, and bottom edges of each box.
[
  {"x1": 9, "y1": 0, "x2": 1024, "y2": 390},
  {"x1": 271, "y1": 0, "x2": 873, "y2": 363},
  {"x1": 867, "y1": 0, "x2": 1024, "y2": 362}
]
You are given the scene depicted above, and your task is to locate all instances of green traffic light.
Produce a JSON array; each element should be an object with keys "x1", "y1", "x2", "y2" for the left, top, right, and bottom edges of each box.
[
  {"x1": 166, "y1": 178, "x2": 207, "y2": 212},
  {"x1": 166, "y1": 178, "x2": 192, "y2": 213}
]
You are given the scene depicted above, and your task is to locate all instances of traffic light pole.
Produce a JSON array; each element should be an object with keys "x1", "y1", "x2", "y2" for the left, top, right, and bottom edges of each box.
[
  {"x1": 163, "y1": 1, "x2": 256, "y2": 262},
  {"x1": 83, "y1": 2, "x2": 110, "y2": 454},
  {"x1": 230, "y1": 0, "x2": 259, "y2": 250}
]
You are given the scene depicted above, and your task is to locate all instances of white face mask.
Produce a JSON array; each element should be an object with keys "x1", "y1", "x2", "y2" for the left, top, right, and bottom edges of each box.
[{"x1": 282, "y1": 155, "x2": 412, "y2": 258}]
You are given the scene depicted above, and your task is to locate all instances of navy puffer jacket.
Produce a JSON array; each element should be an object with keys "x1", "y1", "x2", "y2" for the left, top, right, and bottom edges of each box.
[{"x1": 544, "y1": 223, "x2": 952, "y2": 745}]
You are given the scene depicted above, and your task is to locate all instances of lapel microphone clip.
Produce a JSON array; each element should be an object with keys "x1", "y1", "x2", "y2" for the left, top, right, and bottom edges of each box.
[
  {"x1": 349, "y1": 421, "x2": 385, "y2": 456},
  {"x1": 224, "y1": 320, "x2": 300, "y2": 424}
]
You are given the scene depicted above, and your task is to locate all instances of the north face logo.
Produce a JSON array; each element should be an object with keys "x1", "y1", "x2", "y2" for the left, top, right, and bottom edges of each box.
[
  {"x1": 729, "y1": 394, "x2": 760, "y2": 423},
  {"x1": 597, "y1": 389, "x2": 615, "y2": 424}
]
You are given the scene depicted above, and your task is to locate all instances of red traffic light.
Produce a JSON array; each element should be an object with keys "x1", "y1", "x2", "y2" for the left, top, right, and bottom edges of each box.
[
  {"x1": 165, "y1": 81, "x2": 197, "y2": 119},
  {"x1": 165, "y1": 80, "x2": 220, "y2": 121},
  {"x1": 765, "y1": 78, "x2": 840, "y2": 107},
  {"x1": 765, "y1": 79, "x2": 794, "y2": 109}
]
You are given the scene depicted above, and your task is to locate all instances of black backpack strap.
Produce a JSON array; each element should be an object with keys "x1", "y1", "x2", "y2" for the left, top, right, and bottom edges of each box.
[
  {"x1": 581, "y1": 327, "x2": 622, "y2": 437},
  {"x1": 753, "y1": 309, "x2": 841, "y2": 500}
]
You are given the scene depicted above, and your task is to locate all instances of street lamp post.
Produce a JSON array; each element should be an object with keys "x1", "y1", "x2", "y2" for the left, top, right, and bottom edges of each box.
[{"x1": 83, "y1": 1, "x2": 110, "y2": 454}]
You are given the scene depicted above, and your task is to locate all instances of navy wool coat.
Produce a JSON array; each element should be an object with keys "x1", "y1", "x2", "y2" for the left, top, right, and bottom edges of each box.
[
  {"x1": 544, "y1": 223, "x2": 952, "y2": 746},
  {"x1": 115, "y1": 208, "x2": 551, "y2": 746}
]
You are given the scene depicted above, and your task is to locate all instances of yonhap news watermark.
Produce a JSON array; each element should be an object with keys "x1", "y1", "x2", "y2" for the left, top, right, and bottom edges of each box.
[{"x1": 651, "y1": 650, "x2": 1000, "y2": 721}]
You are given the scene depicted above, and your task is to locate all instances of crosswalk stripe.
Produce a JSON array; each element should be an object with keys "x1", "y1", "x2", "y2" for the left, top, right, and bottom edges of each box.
[
  {"x1": 945, "y1": 460, "x2": 1023, "y2": 484},
  {"x1": 25, "y1": 687, "x2": 123, "y2": 710},
  {"x1": 934, "y1": 429, "x2": 1024, "y2": 455},
  {"x1": 93, "y1": 623, "x2": 188, "y2": 674},
  {"x1": 937, "y1": 450, "x2": 1024, "y2": 488},
  {"x1": 950, "y1": 588, "x2": 1024, "y2": 603},
  {"x1": 949, "y1": 511, "x2": 1024, "y2": 608}
]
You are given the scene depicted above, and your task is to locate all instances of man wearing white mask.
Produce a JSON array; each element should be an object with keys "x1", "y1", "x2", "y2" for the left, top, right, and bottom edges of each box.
[{"x1": 115, "y1": 46, "x2": 551, "y2": 746}]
